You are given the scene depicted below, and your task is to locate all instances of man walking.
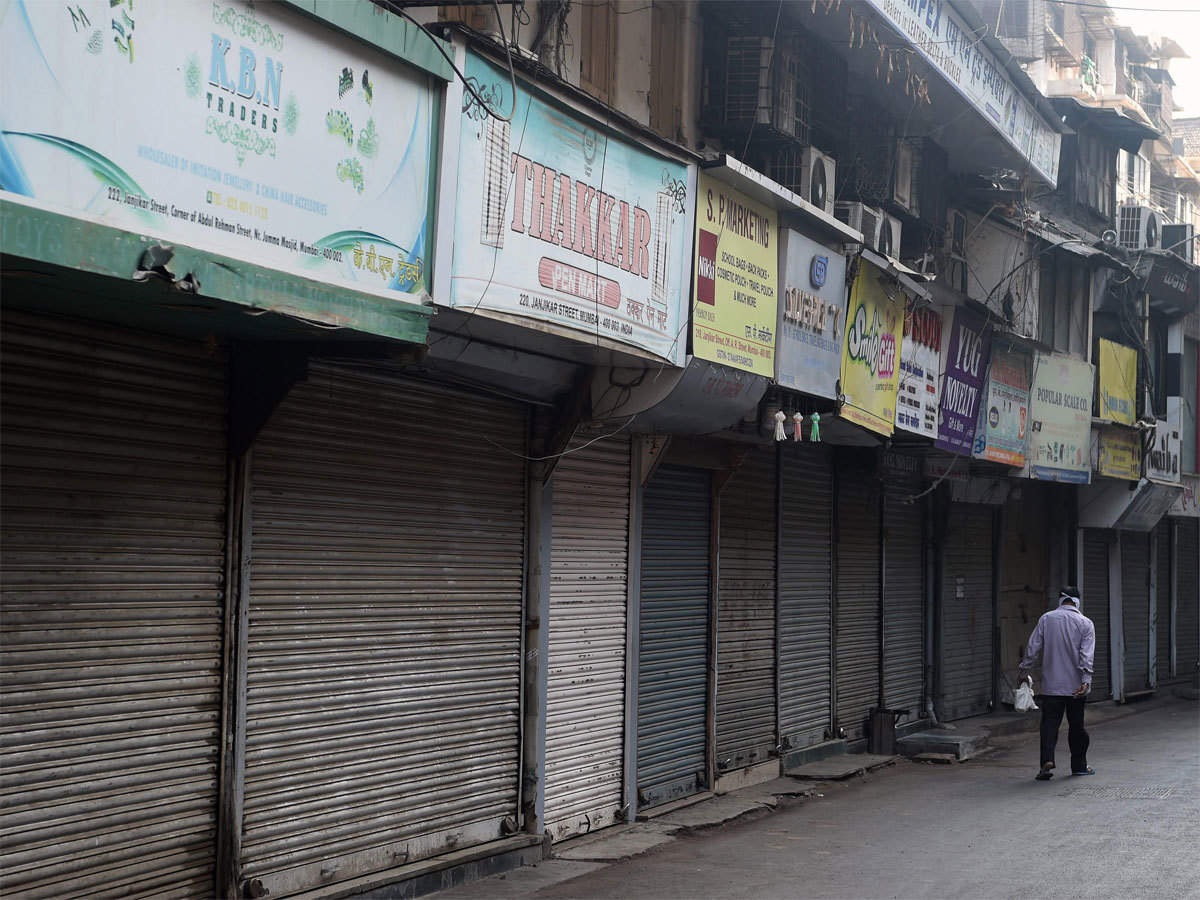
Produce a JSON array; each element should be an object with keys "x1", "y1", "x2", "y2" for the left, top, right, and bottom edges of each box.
[{"x1": 1018, "y1": 586, "x2": 1096, "y2": 781}]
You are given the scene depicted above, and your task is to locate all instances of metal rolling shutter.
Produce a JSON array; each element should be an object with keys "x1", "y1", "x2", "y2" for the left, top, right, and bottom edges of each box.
[
  {"x1": 778, "y1": 446, "x2": 833, "y2": 753},
  {"x1": 1083, "y1": 531, "x2": 1111, "y2": 700},
  {"x1": 716, "y1": 449, "x2": 777, "y2": 772},
  {"x1": 1121, "y1": 531, "x2": 1152, "y2": 695},
  {"x1": 637, "y1": 466, "x2": 710, "y2": 809},
  {"x1": 883, "y1": 479, "x2": 923, "y2": 718},
  {"x1": 242, "y1": 365, "x2": 526, "y2": 897},
  {"x1": 941, "y1": 504, "x2": 994, "y2": 721},
  {"x1": 545, "y1": 433, "x2": 631, "y2": 842},
  {"x1": 835, "y1": 468, "x2": 880, "y2": 743},
  {"x1": 1, "y1": 311, "x2": 227, "y2": 899},
  {"x1": 1157, "y1": 521, "x2": 1173, "y2": 684},
  {"x1": 1177, "y1": 519, "x2": 1199, "y2": 681}
]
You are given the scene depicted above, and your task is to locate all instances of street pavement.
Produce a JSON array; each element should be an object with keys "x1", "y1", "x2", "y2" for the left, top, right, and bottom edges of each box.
[{"x1": 433, "y1": 699, "x2": 1199, "y2": 900}]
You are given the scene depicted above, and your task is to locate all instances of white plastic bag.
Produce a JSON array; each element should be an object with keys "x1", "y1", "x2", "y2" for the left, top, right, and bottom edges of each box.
[{"x1": 1015, "y1": 680, "x2": 1038, "y2": 712}]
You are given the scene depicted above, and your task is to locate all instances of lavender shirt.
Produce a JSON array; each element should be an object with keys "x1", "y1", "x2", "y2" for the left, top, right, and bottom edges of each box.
[{"x1": 1019, "y1": 601, "x2": 1096, "y2": 696}]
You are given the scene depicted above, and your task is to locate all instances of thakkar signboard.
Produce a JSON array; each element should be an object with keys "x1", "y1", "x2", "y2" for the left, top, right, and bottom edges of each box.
[
  {"x1": 776, "y1": 227, "x2": 846, "y2": 399},
  {"x1": 1, "y1": 0, "x2": 436, "y2": 298},
  {"x1": 1029, "y1": 352, "x2": 1094, "y2": 483},
  {"x1": 692, "y1": 172, "x2": 779, "y2": 376},
  {"x1": 451, "y1": 52, "x2": 692, "y2": 364}
]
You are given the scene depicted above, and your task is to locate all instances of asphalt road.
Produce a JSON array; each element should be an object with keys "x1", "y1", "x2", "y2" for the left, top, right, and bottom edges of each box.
[{"x1": 436, "y1": 700, "x2": 1199, "y2": 900}]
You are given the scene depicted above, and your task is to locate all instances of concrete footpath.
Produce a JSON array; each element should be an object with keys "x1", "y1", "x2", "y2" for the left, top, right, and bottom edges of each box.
[{"x1": 428, "y1": 695, "x2": 1198, "y2": 900}]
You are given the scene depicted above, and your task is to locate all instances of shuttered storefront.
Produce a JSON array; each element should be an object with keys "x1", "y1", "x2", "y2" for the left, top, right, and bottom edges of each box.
[
  {"x1": 638, "y1": 466, "x2": 711, "y2": 810},
  {"x1": 1, "y1": 311, "x2": 227, "y2": 899},
  {"x1": 545, "y1": 434, "x2": 631, "y2": 842},
  {"x1": 242, "y1": 365, "x2": 527, "y2": 897},
  {"x1": 1156, "y1": 521, "x2": 1173, "y2": 685},
  {"x1": 778, "y1": 446, "x2": 834, "y2": 754},
  {"x1": 1120, "y1": 531, "x2": 1152, "y2": 696},
  {"x1": 835, "y1": 465, "x2": 880, "y2": 743},
  {"x1": 716, "y1": 449, "x2": 777, "y2": 772},
  {"x1": 1177, "y1": 518, "x2": 1200, "y2": 682},
  {"x1": 1083, "y1": 530, "x2": 1112, "y2": 700},
  {"x1": 883, "y1": 478, "x2": 924, "y2": 718},
  {"x1": 940, "y1": 504, "x2": 994, "y2": 721}
]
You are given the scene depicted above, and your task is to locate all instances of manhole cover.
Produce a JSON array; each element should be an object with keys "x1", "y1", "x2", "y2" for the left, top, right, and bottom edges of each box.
[{"x1": 1058, "y1": 785, "x2": 1175, "y2": 800}]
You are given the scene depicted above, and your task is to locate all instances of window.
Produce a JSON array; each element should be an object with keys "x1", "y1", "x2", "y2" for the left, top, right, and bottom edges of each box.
[
  {"x1": 580, "y1": 2, "x2": 615, "y2": 103},
  {"x1": 650, "y1": 1, "x2": 684, "y2": 140},
  {"x1": 1039, "y1": 252, "x2": 1090, "y2": 353}
]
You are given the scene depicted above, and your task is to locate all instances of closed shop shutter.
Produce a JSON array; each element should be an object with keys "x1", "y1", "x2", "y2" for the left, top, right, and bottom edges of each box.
[
  {"x1": 716, "y1": 449, "x2": 777, "y2": 772},
  {"x1": 778, "y1": 446, "x2": 833, "y2": 753},
  {"x1": 638, "y1": 466, "x2": 710, "y2": 810},
  {"x1": 242, "y1": 365, "x2": 526, "y2": 897},
  {"x1": 1, "y1": 311, "x2": 227, "y2": 899},
  {"x1": 1083, "y1": 530, "x2": 1111, "y2": 700},
  {"x1": 1177, "y1": 519, "x2": 1199, "y2": 681},
  {"x1": 1157, "y1": 521, "x2": 1173, "y2": 684},
  {"x1": 545, "y1": 433, "x2": 631, "y2": 842},
  {"x1": 1121, "y1": 531, "x2": 1152, "y2": 695},
  {"x1": 941, "y1": 504, "x2": 994, "y2": 721},
  {"x1": 883, "y1": 478, "x2": 923, "y2": 718},
  {"x1": 835, "y1": 467, "x2": 880, "y2": 742}
]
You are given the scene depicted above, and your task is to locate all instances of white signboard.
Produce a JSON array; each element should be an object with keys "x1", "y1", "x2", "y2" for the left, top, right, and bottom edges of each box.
[
  {"x1": 895, "y1": 300, "x2": 942, "y2": 438},
  {"x1": 863, "y1": 0, "x2": 1060, "y2": 185},
  {"x1": 1, "y1": 0, "x2": 435, "y2": 297},
  {"x1": 776, "y1": 228, "x2": 847, "y2": 399},
  {"x1": 450, "y1": 53, "x2": 690, "y2": 364},
  {"x1": 1147, "y1": 420, "x2": 1181, "y2": 484}
]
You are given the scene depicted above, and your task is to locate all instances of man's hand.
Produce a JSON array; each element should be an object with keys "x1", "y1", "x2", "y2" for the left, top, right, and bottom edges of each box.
[{"x1": 1072, "y1": 683, "x2": 1088, "y2": 697}]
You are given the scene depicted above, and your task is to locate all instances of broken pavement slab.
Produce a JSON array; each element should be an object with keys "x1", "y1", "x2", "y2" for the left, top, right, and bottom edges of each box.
[
  {"x1": 784, "y1": 753, "x2": 898, "y2": 780},
  {"x1": 553, "y1": 824, "x2": 680, "y2": 863}
]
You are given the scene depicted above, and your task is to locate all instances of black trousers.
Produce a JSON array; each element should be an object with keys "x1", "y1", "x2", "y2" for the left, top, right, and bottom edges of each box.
[{"x1": 1039, "y1": 695, "x2": 1089, "y2": 771}]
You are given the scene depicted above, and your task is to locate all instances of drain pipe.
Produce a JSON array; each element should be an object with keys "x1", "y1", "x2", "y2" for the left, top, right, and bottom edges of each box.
[{"x1": 923, "y1": 490, "x2": 940, "y2": 728}]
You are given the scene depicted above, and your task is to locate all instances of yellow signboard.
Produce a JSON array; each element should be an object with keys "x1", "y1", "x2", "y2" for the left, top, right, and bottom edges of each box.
[
  {"x1": 838, "y1": 258, "x2": 904, "y2": 436},
  {"x1": 1098, "y1": 338, "x2": 1136, "y2": 426},
  {"x1": 1097, "y1": 426, "x2": 1141, "y2": 481},
  {"x1": 692, "y1": 173, "x2": 778, "y2": 376}
]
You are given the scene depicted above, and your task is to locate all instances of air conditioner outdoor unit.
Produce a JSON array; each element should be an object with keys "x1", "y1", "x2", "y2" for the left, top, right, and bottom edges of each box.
[
  {"x1": 877, "y1": 213, "x2": 902, "y2": 258},
  {"x1": 1117, "y1": 205, "x2": 1160, "y2": 250},
  {"x1": 799, "y1": 147, "x2": 836, "y2": 216},
  {"x1": 893, "y1": 140, "x2": 915, "y2": 212},
  {"x1": 1161, "y1": 223, "x2": 1195, "y2": 262},
  {"x1": 835, "y1": 202, "x2": 883, "y2": 246}
]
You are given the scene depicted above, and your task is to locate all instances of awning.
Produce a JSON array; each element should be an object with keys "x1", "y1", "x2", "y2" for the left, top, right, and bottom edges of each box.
[
  {"x1": 1051, "y1": 97, "x2": 1160, "y2": 153},
  {"x1": 1077, "y1": 477, "x2": 1182, "y2": 532},
  {"x1": 1006, "y1": 215, "x2": 1135, "y2": 275},
  {"x1": 859, "y1": 247, "x2": 932, "y2": 303},
  {"x1": 702, "y1": 155, "x2": 864, "y2": 244}
]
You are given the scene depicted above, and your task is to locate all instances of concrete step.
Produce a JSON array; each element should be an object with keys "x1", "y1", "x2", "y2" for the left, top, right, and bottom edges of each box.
[
  {"x1": 780, "y1": 739, "x2": 846, "y2": 770},
  {"x1": 785, "y1": 753, "x2": 898, "y2": 780},
  {"x1": 897, "y1": 729, "x2": 988, "y2": 761}
]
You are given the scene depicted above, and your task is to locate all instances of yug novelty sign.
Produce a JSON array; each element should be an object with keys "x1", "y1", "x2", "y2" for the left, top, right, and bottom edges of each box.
[
  {"x1": 451, "y1": 53, "x2": 691, "y2": 363},
  {"x1": 1, "y1": 0, "x2": 435, "y2": 296},
  {"x1": 936, "y1": 306, "x2": 991, "y2": 456}
]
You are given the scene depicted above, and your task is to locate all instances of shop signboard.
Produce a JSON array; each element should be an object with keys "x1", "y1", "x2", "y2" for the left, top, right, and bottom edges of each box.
[
  {"x1": 451, "y1": 53, "x2": 692, "y2": 363},
  {"x1": 1098, "y1": 339, "x2": 1137, "y2": 426},
  {"x1": 692, "y1": 172, "x2": 778, "y2": 375},
  {"x1": 838, "y1": 257, "x2": 904, "y2": 437},
  {"x1": 776, "y1": 228, "x2": 846, "y2": 399},
  {"x1": 936, "y1": 306, "x2": 991, "y2": 456},
  {"x1": 1170, "y1": 474, "x2": 1199, "y2": 517},
  {"x1": 972, "y1": 348, "x2": 1030, "y2": 467},
  {"x1": 860, "y1": 0, "x2": 1060, "y2": 185},
  {"x1": 1146, "y1": 420, "x2": 1181, "y2": 484},
  {"x1": 1, "y1": 0, "x2": 436, "y2": 297},
  {"x1": 895, "y1": 300, "x2": 942, "y2": 439},
  {"x1": 1095, "y1": 426, "x2": 1141, "y2": 481},
  {"x1": 1029, "y1": 353, "x2": 1094, "y2": 483}
]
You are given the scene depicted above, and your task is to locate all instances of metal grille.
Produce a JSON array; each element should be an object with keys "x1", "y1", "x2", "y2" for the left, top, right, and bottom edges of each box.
[
  {"x1": 1083, "y1": 530, "x2": 1112, "y2": 700},
  {"x1": 242, "y1": 365, "x2": 527, "y2": 897},
  {"x1": 1, "y1": 310, "x2": 227, "y2": 899},
  {"x1": 481, "y1": 117, "x2": 510, "y2": 248},
  {"x1": 637, "y1": 466, "x2": 711, "y2": 809},
  {"x1": 941, "y1": 504, "x2": 994, "y2": 721},
  {"x1": 1121, "y1": 531, "x2": 1152, "y2": 695},
  {"x1": 716, "y1": 449, "x2": 777, "y2": 771},
  {"x1": 545, "y1": 433, "x2": 631, "y2": 842},
  {"x1": 1177, "y1": 518, "x2": 1199, "y2": 680},
  {"x1": 778, "y1": 445, "x2": 833, "y2": 753},
  {"x1": 883, "y1": 479, "x2": 923, "y2": 717},
  {"x1": 1058, "y1": 785, "x2": 1175, "y2": 801},
  {"x1": 835, "y1": 467, "x2": 880, "y2": 742}
]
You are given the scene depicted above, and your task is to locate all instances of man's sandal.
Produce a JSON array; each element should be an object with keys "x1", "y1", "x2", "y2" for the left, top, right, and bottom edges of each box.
[
  {"x1": 1035, "y1": 763, "x2": 1055, "y2": 781},
  {"x1": 1071, "y1": 767, "x2": 1096, "y2": 776}
]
